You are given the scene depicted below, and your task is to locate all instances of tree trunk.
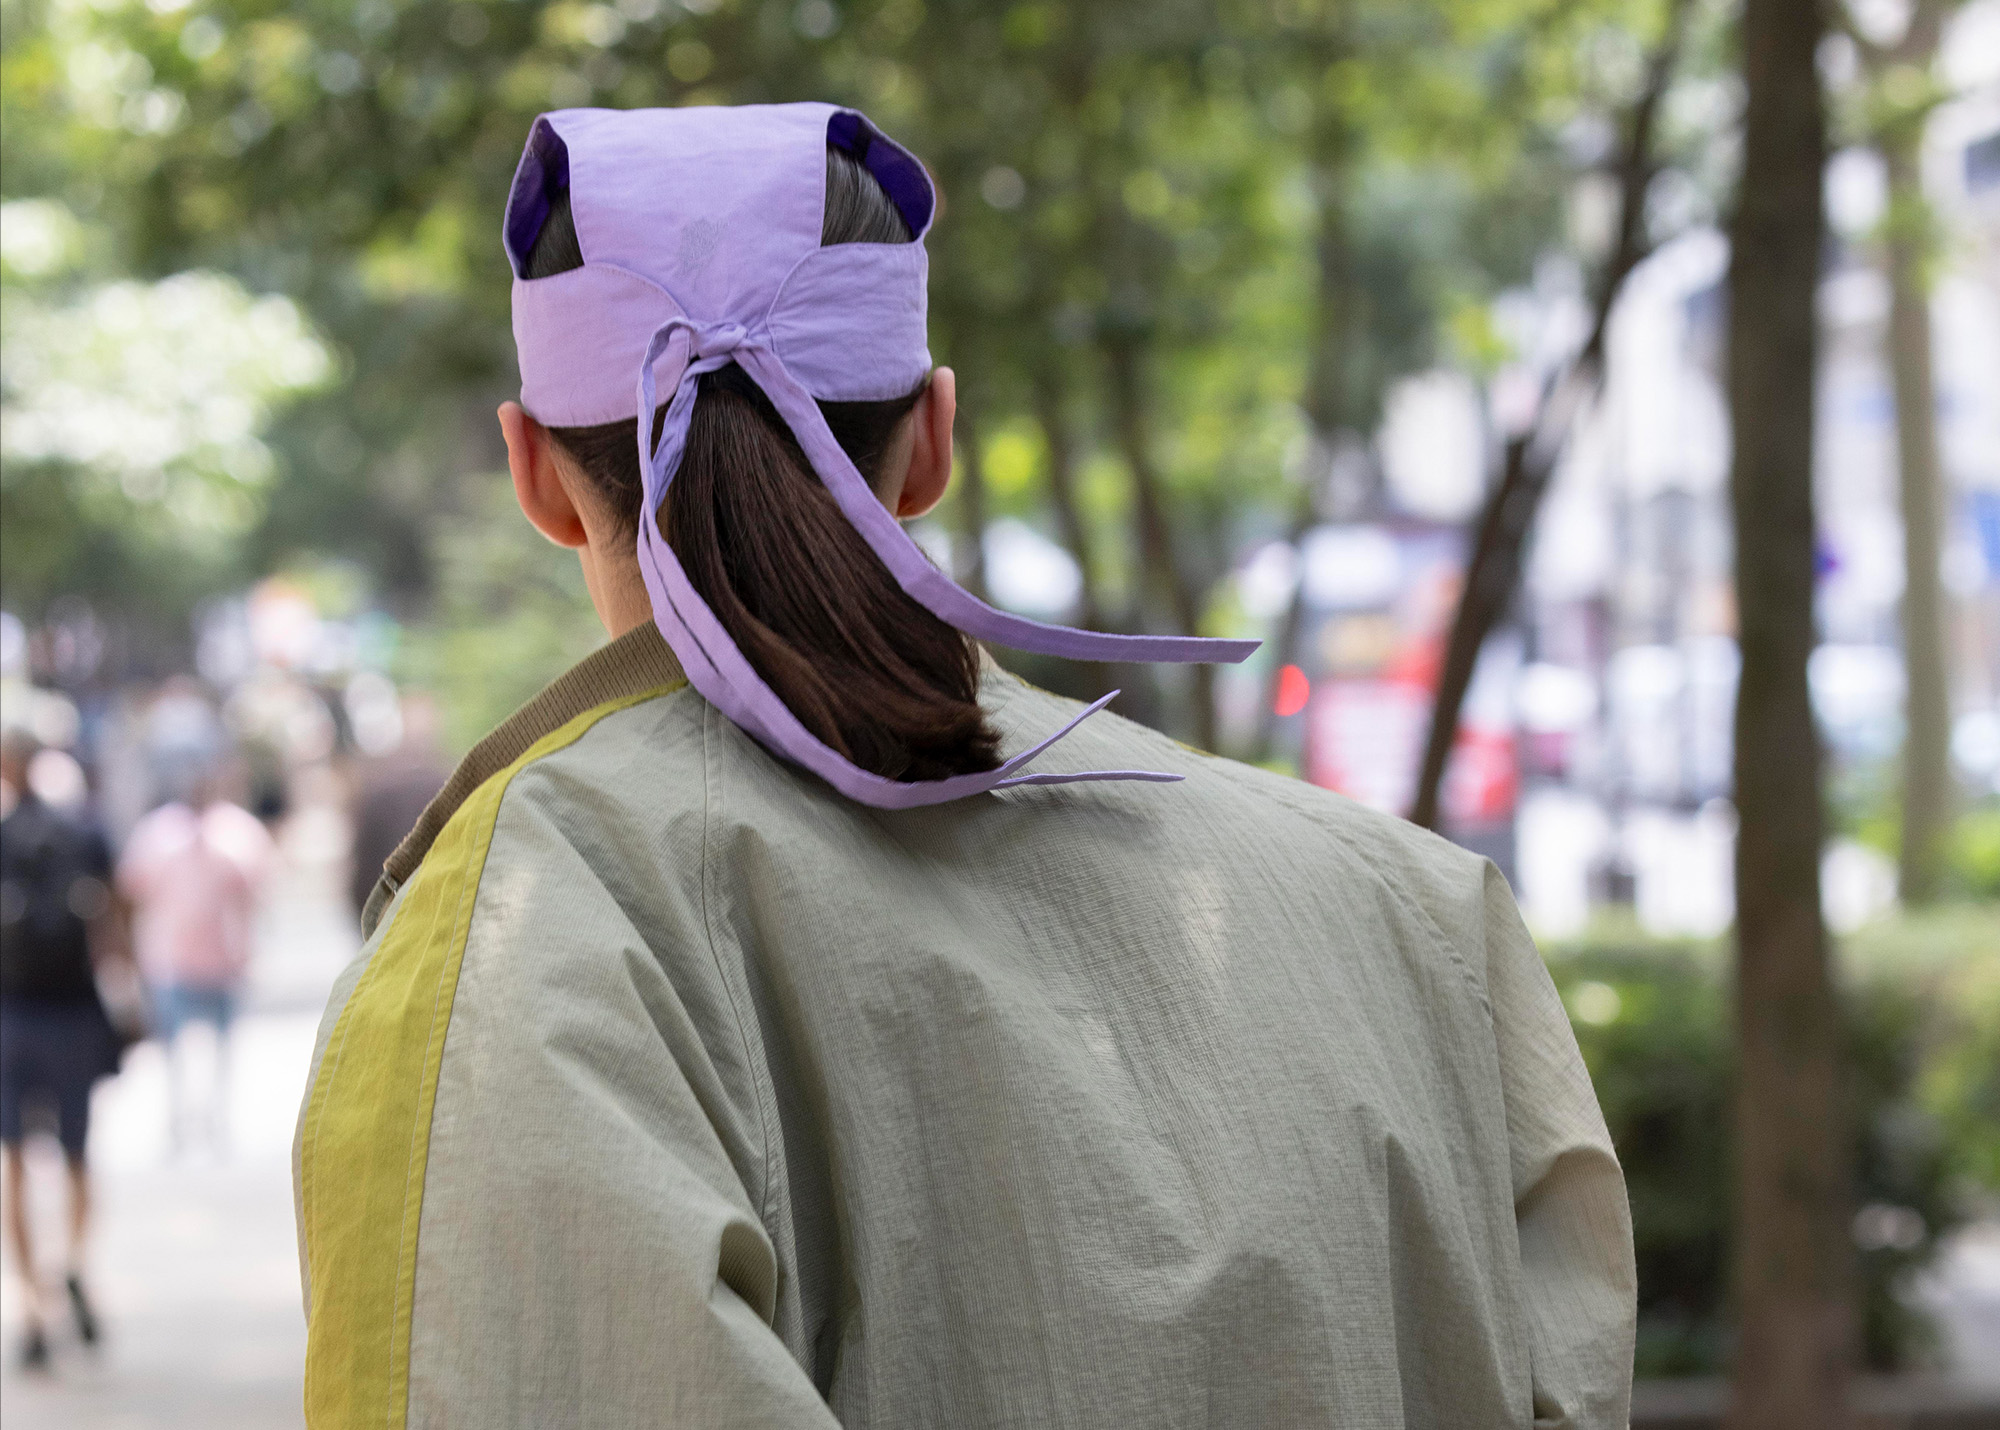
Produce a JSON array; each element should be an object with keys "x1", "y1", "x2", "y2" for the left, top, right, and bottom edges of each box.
[
  {"x1": 1883, "y1": 139, "x2": 1954, "y2": 903},
  {"x1": 1251, "y1": 124, "x2": 1360, "y2": 765},
  {"x1": 953, "y1": 403, "x2": 991, "y2": 606},
  {"x1": 1407, "y1": 0, "x2": 1689, "y2": 829},
  {"x1": 1031, "y1": 369, "x2": 1115, "y2": 699},
  {"x1": 1410, "y1": 429, "x2": 1538, "y2": 829},
  {"x1": 1103, "y1": 336, "x2": 1217, "y2": 750},
  {"x1": 1301, "y1": 131, "x2": 1361, "y2": 448},
  {"x1": 1724, "y1": 0, "x2": 1852, "y2": 1420}
]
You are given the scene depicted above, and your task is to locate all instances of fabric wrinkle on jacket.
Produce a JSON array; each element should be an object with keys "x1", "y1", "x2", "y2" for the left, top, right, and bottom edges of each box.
[{"x1": 295, "y1": 620, "x2": 1637, "y2": 1430}]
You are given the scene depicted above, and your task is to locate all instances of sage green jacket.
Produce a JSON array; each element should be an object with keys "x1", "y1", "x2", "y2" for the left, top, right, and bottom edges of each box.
[{"x1": 295, "y1": 623, "x2": 1634, "y2": 1429}]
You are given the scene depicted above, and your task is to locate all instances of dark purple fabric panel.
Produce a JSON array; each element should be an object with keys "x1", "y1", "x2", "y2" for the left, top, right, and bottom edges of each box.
[{"x1": 503, "y1": 117, "x2": 571, "y2": 278}]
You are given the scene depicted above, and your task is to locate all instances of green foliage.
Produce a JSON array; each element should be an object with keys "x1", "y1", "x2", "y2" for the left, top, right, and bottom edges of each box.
[
  {"x1": 1548, "y1": 940, "x2": 1733, "y2": 1374},
  {"x1": 1845, "y1": 973, "x2": 1960, "y2": 1369},
  {"x1": 1, "y1": 0, "x2": 1673, "y2": 744},
  {"x1": 0, "y1": 191, "x2": 331, "y2": 627},
  {"x1": 1925, "y1": 955, "x2": 2000, "y2": 1196},
  {"x1": 1831, "y1": 762, "x2": 2000, "y2": 900},
  {"x1": 1547, "y1": 909, "x2": 2000, "y2": 1376},
  {"x1": 1948, "y1": 803, "x2": 2000, "y2": 900},
  {"x1": 1848, "y1": 906, "x2": 2000, "y2": 1201},
  {"x1": 394, "y1": 477, "x2": 604, "y2": 755}
]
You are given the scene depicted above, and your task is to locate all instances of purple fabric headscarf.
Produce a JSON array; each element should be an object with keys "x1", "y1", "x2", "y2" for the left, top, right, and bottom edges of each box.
[{"x1": 506, "y1": 103, "x2": 1257, "y2": 807}]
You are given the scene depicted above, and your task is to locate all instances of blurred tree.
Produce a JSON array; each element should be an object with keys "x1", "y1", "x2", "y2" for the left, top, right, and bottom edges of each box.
[
  {"x1": 0, "y1": 0, "x2": 1662, "y2": 749},
  {"x1": 1833, "y1": 0, "x2": 1965, "y2": 905},
  {"x1": 1410, "y1": 0, "x2": 1691, "y2": 831},
  {"x1": 1245, "y1": 0, "x2": 1424, "y2": 758},
  {"x1": 1242, "y1": 0, "x2": 1646, "y2": 763},
  {"x1": 0, "y1": 191, "x2": 330, "y2": 649},
  {"x1": 1724, "y1": 0, "x2": 1852, "y2": 1423},
  {"x1": 395, "y1": 477, "x2": 605, "y2": 751},
  {"x1": 1548, "y1": 922, "x2": 1994, "y2": 1377}
]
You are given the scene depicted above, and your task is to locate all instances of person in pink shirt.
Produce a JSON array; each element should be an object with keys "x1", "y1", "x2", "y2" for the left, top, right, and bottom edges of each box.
[{"x1": 116, "y1": 782, "x2": 272, "y2": 1154}]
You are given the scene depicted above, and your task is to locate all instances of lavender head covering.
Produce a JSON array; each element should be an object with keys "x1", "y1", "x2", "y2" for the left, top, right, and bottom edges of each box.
[{"x1": 506, "y1": 103, "x2": 1256, "y2": 808}]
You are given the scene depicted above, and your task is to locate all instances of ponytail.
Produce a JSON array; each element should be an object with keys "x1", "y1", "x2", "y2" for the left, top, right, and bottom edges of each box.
[{"x1": 525, "y1": 148, "x2": 1002, "y2": 782}]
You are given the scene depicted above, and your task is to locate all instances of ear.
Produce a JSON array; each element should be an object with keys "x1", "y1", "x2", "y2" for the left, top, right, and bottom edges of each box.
[
  {"x1": 500, "y1": 401, "x2": 588, "y2": 548},
  {"x1": 895, "y1": 366, "x2": 956, "y2": 519}
]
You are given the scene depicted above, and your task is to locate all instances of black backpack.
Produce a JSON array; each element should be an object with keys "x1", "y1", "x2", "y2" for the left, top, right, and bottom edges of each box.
[{"x1": 0, "y1": 798, "x2": 112, "y2": 1004}]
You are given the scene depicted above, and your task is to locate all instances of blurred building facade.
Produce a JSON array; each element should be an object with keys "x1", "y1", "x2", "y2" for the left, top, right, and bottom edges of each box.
[{"x1": 1243, "y1": 49, "x2": 2000, "y2": 938}]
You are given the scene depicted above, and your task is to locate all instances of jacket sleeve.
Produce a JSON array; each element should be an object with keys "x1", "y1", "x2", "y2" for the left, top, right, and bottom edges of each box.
[
  {"x1": 296, "y1": 763, "x2": 839, "y2": 1429},
  {"x1": 1480, "y1": 863, "x2": 1637, "y2": 1430}
]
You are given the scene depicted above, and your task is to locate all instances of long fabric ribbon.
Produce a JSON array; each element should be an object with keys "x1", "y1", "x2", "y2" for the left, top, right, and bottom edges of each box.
[{"x1": 633, "y1": 316, "x2": 1253, "y2": 808}]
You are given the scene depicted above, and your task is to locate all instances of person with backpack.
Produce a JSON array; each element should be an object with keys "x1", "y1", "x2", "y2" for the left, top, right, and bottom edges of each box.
[
  {"x1": 295, "y1": 105, "x2": 1634, "y2": 1428},
  {"x1": 0, "y1": 730, "x2": 120, "y2": 1368}
]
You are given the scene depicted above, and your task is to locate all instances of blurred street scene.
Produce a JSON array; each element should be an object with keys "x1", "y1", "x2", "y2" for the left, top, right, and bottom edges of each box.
[
  {"x1": 0, "y1": 725, "x2": 352, "y2": 1424},
  {"x1": 3, "y1": 0, "x2": 1999, "y2": 1421}
]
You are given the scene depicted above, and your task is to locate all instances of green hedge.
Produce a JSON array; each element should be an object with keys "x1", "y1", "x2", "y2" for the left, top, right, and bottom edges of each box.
[
  {"x1": 1544, "y1": 906, "x2": 2000, "y2": 1376},
  {"x1": 1951, "y1": 806, "x2": 2000, "y2": 900}
]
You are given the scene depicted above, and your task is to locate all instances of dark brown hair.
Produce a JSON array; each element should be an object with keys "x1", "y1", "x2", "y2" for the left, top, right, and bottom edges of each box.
[{"x1": 525, "y1": 148, "x2": 1001, "y2": 782}]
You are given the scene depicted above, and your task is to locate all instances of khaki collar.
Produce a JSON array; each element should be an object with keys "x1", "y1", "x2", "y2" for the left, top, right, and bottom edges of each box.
[{"x1": 361, "y1": 622, "x2": 685, "y2": 937}]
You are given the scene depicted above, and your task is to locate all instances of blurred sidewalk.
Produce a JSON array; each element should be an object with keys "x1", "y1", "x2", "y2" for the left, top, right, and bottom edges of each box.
[
  {"x1": 0, "y1": 792, "x2": 354, "y2": 1427},
  {"x1": 0, "y1": 1015, "x2": 322, "y2": 1425}
]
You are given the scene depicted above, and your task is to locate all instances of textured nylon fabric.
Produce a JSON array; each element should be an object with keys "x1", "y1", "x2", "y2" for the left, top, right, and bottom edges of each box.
[
  {"x1": 505, "y1": 103, "x2": 1256, "y2": 807},
  {"x1": 298, "y1": 627, "x2": 1636, "y2": 1429},
  {"x1": 293, "y1": 688, "x2": 676, "y2": 1426}
]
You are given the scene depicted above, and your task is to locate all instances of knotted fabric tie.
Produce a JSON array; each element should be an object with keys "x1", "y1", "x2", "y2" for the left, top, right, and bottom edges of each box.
[
  {"x1": 505, "y1": 104, "x2": 1258, "y2": 808},
  {"x1": 628, "y1": 315, "x2": 1255, "y2": 808}
]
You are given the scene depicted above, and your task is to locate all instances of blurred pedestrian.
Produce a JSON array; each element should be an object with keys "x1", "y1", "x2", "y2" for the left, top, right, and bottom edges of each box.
[
  {"x1": 117, "y1": 771, "x2": 272, "y2": 1156},
  {"x1": 346, "y1": 693, "x2": 447, "y2": 921},
  {"x1": 298, "y1": 109, "x2": 1634, "y2": 1427},
  {"x1": 140, "y1": 676, "x2": 224, "y2": 807},
  {"x1": 0, "y1": 731, "x2": 122, "y2": 1369}
]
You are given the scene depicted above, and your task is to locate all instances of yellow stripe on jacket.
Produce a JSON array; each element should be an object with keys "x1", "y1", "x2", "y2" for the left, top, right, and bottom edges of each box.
[{"x1": 296, "y1": 687, "x2": 678, "y2": 1428}]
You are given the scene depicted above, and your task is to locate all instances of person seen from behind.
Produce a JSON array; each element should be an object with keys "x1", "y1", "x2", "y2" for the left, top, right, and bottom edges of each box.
[
  {"x1": 296, "y1": 105, "x2": 1636, "y2": 1428},
  {"x1": 0, "y1": 732, "x2": 123, "y2": 1369},
  {"x1": 119, "y1": 766, "x2": 272, "y2": 1156}
]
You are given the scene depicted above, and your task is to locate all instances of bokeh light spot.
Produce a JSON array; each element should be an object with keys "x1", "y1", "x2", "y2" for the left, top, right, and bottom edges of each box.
[{"x1": 1274, "y1": 664, "x2": 1309, "y2": 718}]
